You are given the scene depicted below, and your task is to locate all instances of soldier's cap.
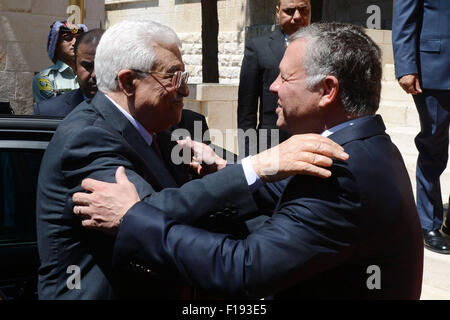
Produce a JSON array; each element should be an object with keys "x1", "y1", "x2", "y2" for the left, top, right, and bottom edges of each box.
[{"x1": 47, "y1": 20, "x2": 88, "y2": 63}]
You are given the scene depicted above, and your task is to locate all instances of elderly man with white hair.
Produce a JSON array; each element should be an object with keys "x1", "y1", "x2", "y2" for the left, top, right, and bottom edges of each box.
[{"x1": 35, "y1": 20, "x2": 347, "y2": 299}]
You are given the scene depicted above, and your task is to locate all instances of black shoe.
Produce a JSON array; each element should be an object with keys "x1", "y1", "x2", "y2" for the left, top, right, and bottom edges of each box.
[{"x1": 423, "y1": 229, "x2": 450, "y2": 254}]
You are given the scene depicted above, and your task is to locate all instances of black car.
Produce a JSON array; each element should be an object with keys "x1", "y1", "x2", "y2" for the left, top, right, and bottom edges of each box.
[{"x1": 0, "y1": 115, "x2": 60, "y2": 300}]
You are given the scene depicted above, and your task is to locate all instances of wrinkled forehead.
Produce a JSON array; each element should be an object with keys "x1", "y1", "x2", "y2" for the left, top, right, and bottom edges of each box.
[
  {"x1": 152, "y1": 42, "x2": 184, "y2": 71},
  {"x1": 280, "y1": 38, "x2": 308, "y2": 71},
  {"x1": 77, "y1": 42, "x2": 98, "y2": 56}
]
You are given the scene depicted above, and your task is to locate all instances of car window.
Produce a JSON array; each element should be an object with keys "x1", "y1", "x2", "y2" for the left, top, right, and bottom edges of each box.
[{"x1": 0, "y1": 149, "x2": 44, "y2": 246}]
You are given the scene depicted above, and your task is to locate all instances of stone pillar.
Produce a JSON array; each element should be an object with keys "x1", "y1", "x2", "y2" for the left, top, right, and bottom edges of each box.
[{"x1": 184, "y1": 83, "x2": 239, "y2": 154}]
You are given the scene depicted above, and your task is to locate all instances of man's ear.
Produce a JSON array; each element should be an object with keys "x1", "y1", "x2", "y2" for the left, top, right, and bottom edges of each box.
[
  {"x1": 117, "y1": 70, "x2": 136, "y2": 97},
  {"x1": 318, "y1": 75, "x2": 339, "y2": 108}
]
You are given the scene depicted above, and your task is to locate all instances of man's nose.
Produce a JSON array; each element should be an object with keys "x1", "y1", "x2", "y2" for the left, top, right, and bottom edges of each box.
[
  {"x1": 292, "y1": 8, "x2": 302, "y2": 21},
  {"x1": 270, "y1": 74, "x2": 281, "y2": 93},
  {"x1": 91, "y1": 69, "x2": 96, "y2": 81},
  {"x1": 177, "y1": 82, "x2": 189, "y2": 97}
]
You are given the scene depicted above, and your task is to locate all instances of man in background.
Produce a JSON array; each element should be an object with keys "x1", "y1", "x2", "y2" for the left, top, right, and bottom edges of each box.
[
  {"x1": 237, "y1": 0, "x2": 311, "y2": 157},
  {"x1": 393, "y1": 0, "x2": 450, "y2": 254}
]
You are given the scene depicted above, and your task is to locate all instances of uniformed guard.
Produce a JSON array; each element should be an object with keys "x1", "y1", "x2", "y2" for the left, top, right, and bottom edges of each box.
[{"x1": 32, "y1": 21, "x2": 88, "y2": 103}]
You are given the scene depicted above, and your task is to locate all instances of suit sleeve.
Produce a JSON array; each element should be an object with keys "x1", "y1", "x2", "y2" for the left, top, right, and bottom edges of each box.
[
  {"x1": 238, "y1": 38, "x2": 262, "y2": 156},
  {"x1": 61, "y1": 125, "x2": 157, "y2": 201},
  {"x1": 61, "y1": 124, "x2": 257, "y2": 225},
  {"x1": 113, "y1": 163, "x2": 361, "y2": 298},
  {"x1": 392, "y1": 0, "x2": 421, "y2": 79}
]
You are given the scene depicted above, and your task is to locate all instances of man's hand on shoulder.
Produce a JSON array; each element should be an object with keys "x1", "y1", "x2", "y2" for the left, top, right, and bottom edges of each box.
[
  {"x1": 73, "y1": 166, "x2": 140, "y2": 234},
  {"x1": 250, "y1": 134, "x2": 349, "y2": 182}
]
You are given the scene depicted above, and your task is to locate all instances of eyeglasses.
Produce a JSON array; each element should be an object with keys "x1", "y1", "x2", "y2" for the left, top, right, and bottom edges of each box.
[{"x1": 131, "y1": 69, "x2": 189, "y2": 90}]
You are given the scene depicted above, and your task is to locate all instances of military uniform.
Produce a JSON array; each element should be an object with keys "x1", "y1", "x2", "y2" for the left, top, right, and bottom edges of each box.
[{"x1": 32, "y1": 60, "x2": 79, "y2": 103}]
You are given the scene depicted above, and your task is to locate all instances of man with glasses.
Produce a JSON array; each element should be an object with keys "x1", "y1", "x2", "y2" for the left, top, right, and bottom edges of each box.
[
  {"x1": 36, "y1": 20, "x2": 347, "y2": 299},
  {"x1": 238, "y1": 0, "x2": 311, "y2": 157},
  {"x1": 32, "y1": 21, "x2": 88, "y2": 103}
]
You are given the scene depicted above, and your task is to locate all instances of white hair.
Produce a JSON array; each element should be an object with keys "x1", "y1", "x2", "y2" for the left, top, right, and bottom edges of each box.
[{"x1": 95, "y1": 20, "x2": 182, "y2": 92}]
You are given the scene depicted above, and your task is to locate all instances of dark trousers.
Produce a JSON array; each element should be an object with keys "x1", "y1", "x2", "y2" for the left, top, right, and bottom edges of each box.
[{"x1": 413, "y1": 89, "x2": 450, "y2": 231}]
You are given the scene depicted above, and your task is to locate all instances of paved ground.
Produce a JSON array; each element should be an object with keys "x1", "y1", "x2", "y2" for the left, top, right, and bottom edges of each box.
[
  {"x1": 420, "y1": 203, "x2": 449, "y2": 300},
  {"x1": 421, "y1": 237, "x2": 450, "y2": 300}
]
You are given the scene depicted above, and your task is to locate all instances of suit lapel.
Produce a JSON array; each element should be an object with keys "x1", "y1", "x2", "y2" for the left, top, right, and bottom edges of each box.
[
  {"x1": 269, "y1": 28, "x2": 287, "y2": 64},
  {"x1": 90, "y1": 92, "x2": 178, "y2": 189},
  {"x1": 157, "y1": 131, "x2": 192, "y2": 186}
]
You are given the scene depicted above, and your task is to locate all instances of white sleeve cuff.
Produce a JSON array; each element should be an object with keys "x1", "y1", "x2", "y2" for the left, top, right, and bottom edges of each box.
[{"x1": 241, "y1": 156, "x2": 264, "y2": 192}]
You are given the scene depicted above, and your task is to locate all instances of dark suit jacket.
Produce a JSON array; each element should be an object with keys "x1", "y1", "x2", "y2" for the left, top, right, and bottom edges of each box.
[
  {"x1": 36, "y1": 91, "x2": 256, "y2": 299},
  {"x1": 392, "y1": 0, "x2": 450, "y2": 90},
  {"x1": 237, "y1": 27, "x2": 291, "y2": 157},
  {"x1": 113, "y1": 115, "x2": 424, "y2": 299},
  {"x1": 33, "y1": 88, "x2": 85, "y2": 117}
]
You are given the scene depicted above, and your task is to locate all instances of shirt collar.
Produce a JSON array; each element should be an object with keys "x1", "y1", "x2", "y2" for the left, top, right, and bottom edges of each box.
[
  {"x1": 55, "y1": 60, "x2": 72, "y2": 73},
  {"x1": 282, "y1": 32, "x2": 289, "y2": 46},
  {"x1": 104, "y1": 94, "x2": 153, "y2": 146},
  {"x1": 321, "y1": 116, "x2": 371, "y2": 137}
]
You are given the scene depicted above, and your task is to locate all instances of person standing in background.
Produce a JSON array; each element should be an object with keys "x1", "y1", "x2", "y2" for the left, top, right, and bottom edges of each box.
[
  {"x1": 392, "y1": 0, "x2": 450, "y2": 254},
  {"x1": 237, "y1": 0, "x2": 311, "y2": 157},
  {"x1": 32, "y1": 21, "x2": 87, "y2": 103},
  {"x1": 34, "y1": 29, "x2": 104, "y2": 116}
]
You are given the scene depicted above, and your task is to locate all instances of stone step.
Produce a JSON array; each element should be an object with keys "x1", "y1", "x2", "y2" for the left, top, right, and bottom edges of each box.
[
  {"x1": 381, "y1": 80, "x2": 416, "y2": 103},
  {"x1": 378, "y1": 103, "x2": 419, "y2": 127},
  {"x1": 385, "y1": 126, "x2": 450, "y2": 201},
  {"x1": 421, "y1": 248, "x2": 450, "y2": 300}
]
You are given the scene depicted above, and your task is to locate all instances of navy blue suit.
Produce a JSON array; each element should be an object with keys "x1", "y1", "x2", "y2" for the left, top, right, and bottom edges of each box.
[
  {"x1": 36, "y1": 91, "x2": 256, "y2": 299},
  {"x1": 238, "y1": 27, "x2": 291, "y2": 157},
  {"x1": 33, "y1": 88, "x2": 84, "y2": 117},
  {"x1": 113, "y1": 115, "x2": 424, "y2": 299},
  {"x1": 392, "y1": 0, "x2": 450, "y2": 231}
]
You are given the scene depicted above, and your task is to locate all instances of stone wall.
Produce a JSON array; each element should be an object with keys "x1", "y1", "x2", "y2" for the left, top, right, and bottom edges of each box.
[
  {"x1": 322, "y1": 0, "x2": 393, "y2": 30},
  {"x1": 0, "y1": 0, "x2": 105, "y2": 114},
  {"x1": 105, "y1": 0, "x2": 250, "y2": 84},
  {"x1": 105, "y1": 0, "x2": 394, "y2": 85},
  {"x1": 179, "y1": 31, "x2": 245, "y2": 84}
]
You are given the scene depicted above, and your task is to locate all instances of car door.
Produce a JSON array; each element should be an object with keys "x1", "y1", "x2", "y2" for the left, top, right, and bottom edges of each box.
[{"x1": 0, "y1": 116, "x2": 60, "y2": 300}]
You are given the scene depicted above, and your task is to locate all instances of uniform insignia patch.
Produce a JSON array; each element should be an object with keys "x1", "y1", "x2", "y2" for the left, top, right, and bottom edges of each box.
[{"x1": 37, "y1": 78, "x2": 51, "y2": 91}]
